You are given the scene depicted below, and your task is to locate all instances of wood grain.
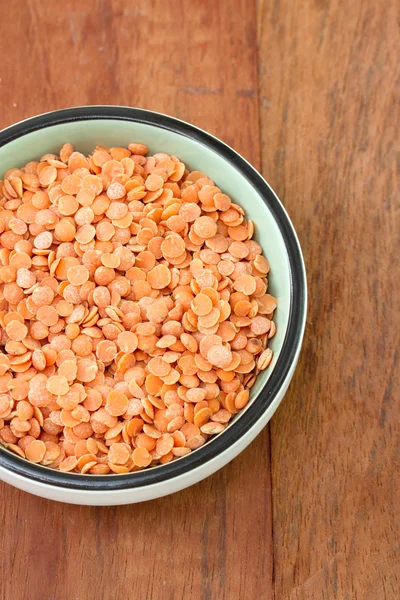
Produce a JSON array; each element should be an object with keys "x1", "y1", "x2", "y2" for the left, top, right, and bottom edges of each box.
[
  {"x1": 0, "y1": 2, "x2": 273, "y2": 600},
  {"x1": 257, "y1": 0, "x2": 400, "y2": 598},
  {"x1": 1, "y1": 0, "x2": 398, "y2": 599}
]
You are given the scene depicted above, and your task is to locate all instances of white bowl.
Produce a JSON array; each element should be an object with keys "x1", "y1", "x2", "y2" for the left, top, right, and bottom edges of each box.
[{"x1": 0, "y1": 106, "x2": 307, "y2": 505}]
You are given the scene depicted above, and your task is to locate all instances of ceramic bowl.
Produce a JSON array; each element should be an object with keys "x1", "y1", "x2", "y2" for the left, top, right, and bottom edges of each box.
[{"x1": 0, "y1": 106, "x2": 306, "y2": 505}]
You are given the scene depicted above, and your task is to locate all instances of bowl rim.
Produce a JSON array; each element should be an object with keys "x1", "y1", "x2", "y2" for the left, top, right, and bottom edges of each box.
[{"x1": 0, "y1": 105, "x2": 307, "y2": 490}]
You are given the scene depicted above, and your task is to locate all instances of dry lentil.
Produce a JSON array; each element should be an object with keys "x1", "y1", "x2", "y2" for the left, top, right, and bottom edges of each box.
[{"x1": 0, "y1": 142, "x2": 277, "y2": 473}]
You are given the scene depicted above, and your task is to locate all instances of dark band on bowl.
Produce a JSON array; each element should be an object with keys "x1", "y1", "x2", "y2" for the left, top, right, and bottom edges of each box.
[{"x1": 0, "y1": 106, "x2": 306, "y2": 490}]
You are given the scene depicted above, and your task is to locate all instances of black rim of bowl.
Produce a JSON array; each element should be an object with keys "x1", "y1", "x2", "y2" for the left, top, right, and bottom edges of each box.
[{"x1": 0, "y1": 106, "x2": 306, "y2": 490}]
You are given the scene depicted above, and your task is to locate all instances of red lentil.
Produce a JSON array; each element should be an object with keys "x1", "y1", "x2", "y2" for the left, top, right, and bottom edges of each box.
[{"x1": 0, "y1": 142, "x2": 277, "y2": 473}]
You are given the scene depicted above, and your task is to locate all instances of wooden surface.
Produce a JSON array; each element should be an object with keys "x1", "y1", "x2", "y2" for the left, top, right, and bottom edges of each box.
[{"x1": 0, "y1": 1, "x2": 398, "y2": 599}]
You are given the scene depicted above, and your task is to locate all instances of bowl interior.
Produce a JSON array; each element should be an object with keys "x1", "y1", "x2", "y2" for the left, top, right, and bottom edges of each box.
[{"x1": 0, "y1": 116, "x2": 291, "y2": 467}]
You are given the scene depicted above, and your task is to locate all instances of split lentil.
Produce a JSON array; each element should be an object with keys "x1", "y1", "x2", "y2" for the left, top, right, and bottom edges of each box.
[{"x1": 0, "y1": 142, "x2": 277, "y2": 474}]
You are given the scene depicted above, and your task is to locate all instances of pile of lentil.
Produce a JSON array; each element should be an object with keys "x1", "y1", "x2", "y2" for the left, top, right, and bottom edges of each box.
[{"x1": 0, "y1": 142, "x2": 277, "y2": 474}]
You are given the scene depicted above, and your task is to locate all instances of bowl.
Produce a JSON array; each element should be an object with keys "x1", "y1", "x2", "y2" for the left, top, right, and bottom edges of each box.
[{"x1": 0, "y1": 106, "x2": 307, "y2": 505}]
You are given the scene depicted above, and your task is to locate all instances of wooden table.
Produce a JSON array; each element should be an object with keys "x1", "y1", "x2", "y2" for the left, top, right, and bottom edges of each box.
[{"x1": 0, "y1": 1, "x2": 398, "y2": 598}]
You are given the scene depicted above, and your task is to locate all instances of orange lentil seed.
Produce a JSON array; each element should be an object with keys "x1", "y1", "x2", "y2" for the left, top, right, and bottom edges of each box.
[{"x1": 0, "y1": 142, "x2": 277, "y2": 473}]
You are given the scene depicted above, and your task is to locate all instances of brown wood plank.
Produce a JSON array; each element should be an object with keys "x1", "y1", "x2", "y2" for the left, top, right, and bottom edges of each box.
[
  {"x1": 257, "y1": 0, "x2": 400, "y2": 598},
  {"x1": 0, "y1": 2, "x2": 273, "y2": 600}
]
